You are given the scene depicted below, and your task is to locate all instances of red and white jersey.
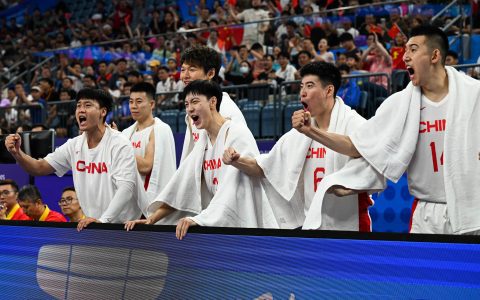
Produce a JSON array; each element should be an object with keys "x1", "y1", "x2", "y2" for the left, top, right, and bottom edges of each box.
[
  {"x1": 45, "y1": 127, "x2": 141, "y2": 222},
  {"x1": 130, "y1": 125, "x2": 153, "y2": 187},
  {"x1": 203, "y1": 121, "x2": 231, "y2": 196},
  {"x1": 408, "y1": 94, "x2": 449, "y2": 203},
  {"x1": 303, "y1": 139, "x2": 327, "y2": 215}
]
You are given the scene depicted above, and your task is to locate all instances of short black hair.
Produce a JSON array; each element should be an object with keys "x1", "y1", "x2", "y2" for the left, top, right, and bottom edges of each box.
[
  {"x1": 337, "y1": 63, "x2": 351, "y2": 73},
  {"x1": 116, "y1": 58, "x2": 127, "y2": 64},
  {"x1": 183, "y1": 80, "x2": 223, "y2": 111},
  {"x1": 298, "y1": 50, "x2": 313, "y2": 59},
  {"x1": 410, "y1": 25, "x2": 449, "y2": 65},
  {"x1": 250, "y1": 42, "x2": 263, "y2": 52},
  {"x1": 76, "y1": 88, "x2": 113, "y2": 121},
  {"x1": 0, "y1": 179, "x2": 19, "y2": 192},
  {"x1": 339, "y1": 32, "x2": 354, "y2": 43},
  {"x1": 127, "y1": 70, "x2": 142, "y2": 78},
  {"x1": 180, "y1": 46, "x2": 221, "y2": 82},
  {"x1": 446, "y1": 49, "x2": 458, "y2": 60},
  {"x1": 300, "y1": 61, "x2": 341, "y2": 98},
  {"x1": 130, "y1": 82, "x2": 156, "y2": 101},
  {"x1": 62, "y1": 186, "x2": 75, "y2": 193},
  {"x1": 39, "y1": 78, "x2": 54, "y2": 87},
  {"x1": 18, "y1": 185, "x2": 42, "y2": 203}
]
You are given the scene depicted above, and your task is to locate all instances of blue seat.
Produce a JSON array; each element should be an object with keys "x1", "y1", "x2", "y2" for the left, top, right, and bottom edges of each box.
[
  {"x1": 261, "y1": 102, "x2": 284, "y2": 138},
  {"x1": 177, "y1": 110, "x2": 187, "y2": 133},
  {"x1": 241, "y1": 104, "x2": 262, "y2": 138},
  {"x1": 358, "y1": 90, "x2": 369, "y2": 117},
  {"x1": 283, "y1": 101, "x2": 303, "y2": 133},
  {"x1": 159, "y1": 109, "x2": 179, "y2": 133}
]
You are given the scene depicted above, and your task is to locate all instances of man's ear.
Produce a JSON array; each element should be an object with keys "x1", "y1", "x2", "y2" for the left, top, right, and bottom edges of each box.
[
  {"x1": 206, "y1": 68, "x2": 216, "y2": 80},
  {"x1": 431, "y1": 49, "x2": 442, "y2": 64}
]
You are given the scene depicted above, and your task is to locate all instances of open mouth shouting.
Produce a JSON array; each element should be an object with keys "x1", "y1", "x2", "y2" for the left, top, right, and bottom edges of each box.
[
  {"x1": 78, "y1": 115, "x2": 87, "y2": 127},
  {"x1": 301, "y1": 101, "x2": 309, "y2": 111},
  {"x1": 190, "y1": 115, "x2": 200, "y2": 126}
]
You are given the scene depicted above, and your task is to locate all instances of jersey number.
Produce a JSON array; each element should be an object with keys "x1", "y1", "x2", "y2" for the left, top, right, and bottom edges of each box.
[
  {"x1": 429, "y1": 142, "x2": 444, "y2": 173},
  {"x1": 314, "y1": 167, "x2": 325, "y2": 192}
]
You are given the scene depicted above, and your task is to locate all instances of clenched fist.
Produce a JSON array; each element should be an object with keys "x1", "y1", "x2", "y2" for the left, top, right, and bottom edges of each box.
[
  {"x1": 4, "y1": 134, "x2": 22, "y2": 156},
  {"x1": 291, "y1": 110, "x2": 312, "y2": 134},
  {"x1": 223, "y1": 147, "x2": 240, "y2": 165}
]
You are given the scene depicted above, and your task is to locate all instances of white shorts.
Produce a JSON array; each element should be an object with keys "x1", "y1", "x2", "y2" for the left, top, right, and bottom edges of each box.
[{"x1": 410, "y1": 200, "x2": 480, "y2": 235}]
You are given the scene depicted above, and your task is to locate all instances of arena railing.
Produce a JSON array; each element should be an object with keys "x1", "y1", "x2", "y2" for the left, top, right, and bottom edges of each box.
[{"x1": 0, "y1": 103, "x2": 47, "y2": 128}]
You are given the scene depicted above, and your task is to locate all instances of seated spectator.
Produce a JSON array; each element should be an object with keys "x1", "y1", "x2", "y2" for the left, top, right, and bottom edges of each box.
[
  {"x1": 360, "y1": 33, "x2": 392, "y2": 92},
  {"x1": 445, "y1": 50, "x2": 460, "y2": 66},
  {"x1": 127, "y1": 70, "x2": 143, "y2": 85},
  {"x1": 390, "y1": 32, "x2": 407, "y2": 70},
  {"x1": 275, "y1": 51, "x2": 297, "y2": 83},
  {"x1": 82, "y1": 74, "x2": 98, "y2": 89},
  {"x1": 339, "y1": 32, "x2": 361, "y2": 59},
  {"x1": 39, "y1": 78, "x2": 60, "y2": 102},
  {"x1": 156, "y1": 66, "x2": 178, "y2": 108},
  {"x1": 314, "y1": 38, "x2": 335, "y2": 64},
  {"x1": 167, "y1": 58, "x2": 180, "y2": 82},
  {"x1": 225, "y1": 60, "x2": 254, "y2": 85},
  {"x1": 0, "y1": 179, "x2": 30, "y2": 221},
  {"x1": 337, "y1": 64, "x2": 361, "y2": 108},
  {"x1": 337, "y1": 16, "x2": 359, "y2": 38},
  {"x1": 18, "y1": 185, "x2": 66, "y2": 222},
  {"x1": 29, "y1": 86, "x2": 47, "y2": 125},
  {"x1": 58, "y1": 186, "x2": 85, "y2": 222}
]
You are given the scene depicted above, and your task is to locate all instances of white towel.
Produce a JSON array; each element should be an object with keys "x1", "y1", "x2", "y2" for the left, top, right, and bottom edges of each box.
[
  {"x1": 180, "y1": 92, "x2": 246, "y2": 163},
  {"x1": 148, "y1": 121, "x2": 277, "y2": 229},
  {"x1": 256, "y1": 97, "x2": 385, "y2": 229},
  {"x1": 122, "y1": 117, "x2": 177, "y2": 209},
  {"x1": 347, "y1": 66, "x2": 480, "y2": 234}
]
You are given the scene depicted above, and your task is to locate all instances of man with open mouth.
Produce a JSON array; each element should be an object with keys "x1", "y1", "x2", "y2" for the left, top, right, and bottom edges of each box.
[
  {"x1": 298, "y1": 25, "x2": 480, "y2": 235},
  {"x1": 178, "y1": 46, "x2": 246, "y2": 163},
  {"x1": 223, "y1": 61, "x2": 378, "y2": 231},
  {"x1": 125, "y1": 80, "x2": 277, "y2": 238},
  {"x1": 5, "y1": 89, "x2": 145, "y2": 230}
]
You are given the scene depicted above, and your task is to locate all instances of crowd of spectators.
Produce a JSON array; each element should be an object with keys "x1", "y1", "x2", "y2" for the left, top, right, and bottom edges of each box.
[{"x1": 1, "y1": 0, "x2": 479, "y2": 137}]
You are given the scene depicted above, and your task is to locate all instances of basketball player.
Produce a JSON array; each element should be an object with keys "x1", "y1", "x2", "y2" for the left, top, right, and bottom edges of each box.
[
  {"x1": 223, "y1": 62, "x2": 381, "y2": 231},
  {"x1": 5, "y1": 89, "x2": 144, "y2": 230}
]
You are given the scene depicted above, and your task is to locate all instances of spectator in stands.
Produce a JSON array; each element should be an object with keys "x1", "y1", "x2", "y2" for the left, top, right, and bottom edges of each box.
[
  {"x1": 390, "y1": 32, "x2": 407, "y2": 70},
  {"x1": 109, "y1": 58, "x2": 129, "y2": 90},
  {"x1": 61, "y1": 77, "x2": 75, "y2": 92},
  {"x1": 14, "y1": 82, "x2": 31, "y2": 106},
  {"x1": 255, "y1": 54, "x2": 277, "y2": 87},
  {"x1": 127, "y1": 70, "x2": 143, "y2": 85},
  {"x1": 225, "y1": 60, "x2": 255, "y2": 85},
  {"x1": 0, "y1": 179, "x2": 30, "y2": 221},
  {"x1": 445, "y1": 50, "x2": 459, "y2": 66},
  {"x1": 229, "y1": 0, "x2": 270, "y2": 45},
  {"x1": 5, "y1": 89, "x2": 145, "y2": 229},
  {"x1": 166, "y1": 58, "x2": 180, "y2": 82},
  {"x1": 314, "y1": 38, "x2": 335, "y2": 64},
  {"x1": 337, "y1": 16, "x2": 359, "y2": 38},
  {"x1": 17, "y1": 185, "x2": 66, "y2": 222},
  {"x1": 337, "y1": 64, "x2": 361, "y2": 108},
  {"x1": 156, "y1": 66, "x2": 178, "y2": 108},
  {"x1": 275, "y1": 51, "x2": 297, "y2": 83},
  {"x1": 58, "y1": 186, "x2": 85, "y2": 222},
  {"x1": 28, "y1": 86, "x2": 47, "y2": 125},
  {"x1": 151, "y1": 36, "x2": 172, "y2": 63},
  {"x1": 360, "y1": 32, "x2": 392, "y2": 92},
  {"x1": 82, "y1": 74, "x2": 98, "y2": 89},
  {"x1": 39, "y1": 78, "x2": 60, "y2": 102},
  {"x1": 339, "y1": 32, "x2": 361, "y2": 59},
  {"x1": 96, "y1": 60, "x2": 112, "y2": 84},
  {"x1": 359, "y1": 13, "x2": 378, "y2": 36}
]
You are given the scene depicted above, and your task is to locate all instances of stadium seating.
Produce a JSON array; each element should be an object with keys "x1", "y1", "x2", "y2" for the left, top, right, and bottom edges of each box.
[
  {"x1": 261, "y1": 102, "x2": 284, "y2": 138},
  {"x1": 241, "y1": 103, "x2": 262, "y2": 138},
  {"x1": 283, "y1": 101, "x2": 303, "y2": 133},
  {"x1": 177, "y1": 110, "x2": 187, "y2": 134},
  {"x1": 159, "y1": 109, "x2": 179, "y2": 133}
]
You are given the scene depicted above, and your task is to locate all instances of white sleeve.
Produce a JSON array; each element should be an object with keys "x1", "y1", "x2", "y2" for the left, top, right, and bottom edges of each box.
[
  {"x1": 44, "y1": 139, "x2": 73, "y2": 177},
  {"x1": 98, "y1": 181, "x2": 135, "y2": 223}
]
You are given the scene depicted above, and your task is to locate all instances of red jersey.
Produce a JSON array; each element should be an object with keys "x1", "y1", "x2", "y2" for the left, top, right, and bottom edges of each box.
[
  {"x1": 6, "y1": 203, "x2": 31, "y2": 221},
  {"x1": 38, "y1": 206, "x2": 67, "y2": 222}
]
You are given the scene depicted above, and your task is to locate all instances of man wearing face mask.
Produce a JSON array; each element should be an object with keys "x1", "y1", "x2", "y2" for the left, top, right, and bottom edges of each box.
[{"x1": 228, "y1": 0, "x2": 270, "y2": 45}]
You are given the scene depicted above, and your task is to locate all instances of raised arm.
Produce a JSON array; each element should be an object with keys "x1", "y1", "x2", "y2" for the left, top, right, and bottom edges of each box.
[
  {"x1": 223, "y1": 147, "x2": 265, "y2": 177},
  {"x1": 5, "y1": 134, "x2": 55, "y2": 176}
]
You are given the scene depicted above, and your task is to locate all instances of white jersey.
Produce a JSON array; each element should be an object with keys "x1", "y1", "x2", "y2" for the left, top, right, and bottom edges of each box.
[
  {"x1": 181, "y1": 92, "x2": 246, "y2": 162},
  {"x1": 203, "y1": 121, "x2": 231, "y2": 196},
  {"x1": 408, "y1": 94, "x2": 448, "y2": 203},
  {"x1": 45, "y1": 127, "x2": 142, "y2": 223},
  {"x1": 130, "y1": 125, "x2": 154, "y2": 188},
  {"x1": 303, "y1": 139, "x2": 327, "y2": 215}
]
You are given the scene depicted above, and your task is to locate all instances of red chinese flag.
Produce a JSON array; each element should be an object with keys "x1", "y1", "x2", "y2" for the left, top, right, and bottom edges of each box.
[
  {"x1": 369, "y1": 24, "x2": 383, "y2": 34},
  {"x1": 388, "y1": 23, "x2": 401, "y2": 39}
]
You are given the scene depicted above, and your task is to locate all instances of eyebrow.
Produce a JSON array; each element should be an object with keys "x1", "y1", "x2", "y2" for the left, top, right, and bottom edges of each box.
[
  {"x1": 130, "y1": 97, "x2": 144, "y2": 101},
  {"x1": 301, "y1": 81, "x2": 316, "y2": 85}
]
